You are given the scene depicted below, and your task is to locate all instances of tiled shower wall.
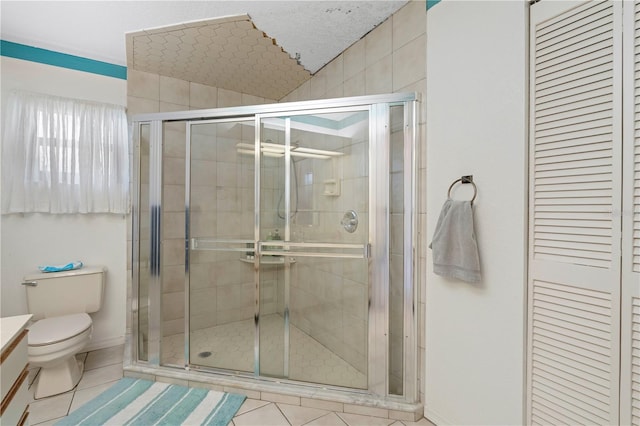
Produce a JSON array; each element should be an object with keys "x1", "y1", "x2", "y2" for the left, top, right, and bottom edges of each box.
[{"x1": 280, "y1": 0, "x2": 427, "y2": 401}]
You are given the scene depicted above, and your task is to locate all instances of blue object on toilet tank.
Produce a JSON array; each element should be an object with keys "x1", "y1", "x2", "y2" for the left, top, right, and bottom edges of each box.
[{"x1": 38, "y1": 261, "x2": 83, "y2": 273}]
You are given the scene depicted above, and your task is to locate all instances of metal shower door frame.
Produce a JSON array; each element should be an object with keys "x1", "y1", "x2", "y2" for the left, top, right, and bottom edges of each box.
[{"x1": 130, "y1": 92, "x2": 419, "y2": 402}]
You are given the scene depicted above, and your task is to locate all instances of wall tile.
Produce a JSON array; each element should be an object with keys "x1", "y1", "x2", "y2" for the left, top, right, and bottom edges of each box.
[
  {"x1": 162, "y1": 290, "x2": 184, "y2": 320},
  {"x1": 127, "y1": 96, "x2": 159, "y2": 115},
  {"x1": 160, "y1": 75, "x2": 189, "y2": 105},
  {"x1": 393, "y1": 35, "x2": 426, "y2": 91},
  {"x1": 343, "y1": 71, "x2": 365, "y2": 97},
  {"x1": 365, "y1": 55, "x2": 392, "y2": 95},
  {"x1": 365, "y1": 18, "x2": 392, "y2": 67},
  {"x1": 127, "y1": 69, "x2": 159, "y2": 100},
  {"x1": 163, "y1": 157, "x2": 186, "y2": 185},
  {"x1": 218, "y1": 88, "x2": 242, "y2": 107},
  {"x1": 309, "y1": 69, "x2": 327, "y2": 99},
  {"x1": 160, "y1": 101, "x2": 188, "y2": 112},
  {"x1": 190, "y1": 82, "x2": 218, "y2": 109},
  {"x1": 325, "y1": 84, "x2": 344, "y2": 99},
  {"x1": 324, "y1": 54, "x2": 344, "y2": 92},
  {"x1": 344, "y1": 39, "x2": 366, "y2": 80},
  {"x1": 393, "y1": 0, "x2": 427, "y2": 51}
]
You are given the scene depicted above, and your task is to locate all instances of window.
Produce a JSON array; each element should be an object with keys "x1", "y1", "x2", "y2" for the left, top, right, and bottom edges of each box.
[{"x1": 2, "y1": 91, "x2": 129, "y2": 214}]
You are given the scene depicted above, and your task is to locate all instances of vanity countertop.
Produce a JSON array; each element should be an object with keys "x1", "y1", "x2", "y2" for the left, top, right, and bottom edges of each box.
[{"x1": 1, "y1": 314, "x2": 32, "y2": 352}]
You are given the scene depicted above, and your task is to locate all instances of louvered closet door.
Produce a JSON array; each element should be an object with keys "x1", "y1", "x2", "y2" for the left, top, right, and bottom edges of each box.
[
  {"x1": 622, "y1": 2, "x2": 640, "y2": 424},
  {"x1": 528, "y1": 1, "x2": 623, "y2": 425}
]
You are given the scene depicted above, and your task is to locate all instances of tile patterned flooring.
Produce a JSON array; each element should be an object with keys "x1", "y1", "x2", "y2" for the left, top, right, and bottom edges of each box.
[
  {"x1": 163, "y1": 314, "x2": 367, "y2": 389},
  {"x1": 28, "y1": 344, "x2": 435, "y2": 426}
]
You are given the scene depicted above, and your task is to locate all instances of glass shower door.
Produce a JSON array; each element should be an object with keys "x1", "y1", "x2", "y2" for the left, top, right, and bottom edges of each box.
[
  {"x1": 258, "y1": 109, "x2": 370, "y2": 389},
  {"x1": 187, "y1": 118, "x2": 256, "y2": 373}
]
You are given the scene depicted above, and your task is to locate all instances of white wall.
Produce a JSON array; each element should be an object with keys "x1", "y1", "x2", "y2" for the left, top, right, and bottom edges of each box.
[
  {"x1": 425, "y1": 2, "x2": 528, "y2": 424},
  {"x1": 1, "y1": 56, "x2": 128, "y2": 350}
]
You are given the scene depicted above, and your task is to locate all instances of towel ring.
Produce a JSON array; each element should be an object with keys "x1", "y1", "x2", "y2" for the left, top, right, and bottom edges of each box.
[{"x1": 447, "y1": 176, "x2": 477, "y2": 204}]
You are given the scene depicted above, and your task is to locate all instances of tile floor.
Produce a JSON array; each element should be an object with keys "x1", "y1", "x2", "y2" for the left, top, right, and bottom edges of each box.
[
  {"x1": 28, "y1": 344, "x2": 435, "y2": 426},
  {"x1": 163, "y1": 314, "x2": 367, "y2": 389}
]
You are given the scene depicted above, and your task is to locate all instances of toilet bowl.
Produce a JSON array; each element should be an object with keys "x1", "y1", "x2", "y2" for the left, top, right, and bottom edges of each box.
[
  {"x1": 23, "y1": 266, "x2": 105, "y2": 399},
  {"x1": 28, "y1": 313, "x2": 93, "y2": 399}
]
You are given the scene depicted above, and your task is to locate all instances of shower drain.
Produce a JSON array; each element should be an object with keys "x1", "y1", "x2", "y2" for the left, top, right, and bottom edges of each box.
[{"x1": 198, "y1": 351, "x2": 212, "y2": 358}]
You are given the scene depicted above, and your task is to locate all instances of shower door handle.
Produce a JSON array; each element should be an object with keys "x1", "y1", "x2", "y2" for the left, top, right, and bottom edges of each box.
[{"x1": 259, "y1": 241, "x2": 369, "y2": 259}]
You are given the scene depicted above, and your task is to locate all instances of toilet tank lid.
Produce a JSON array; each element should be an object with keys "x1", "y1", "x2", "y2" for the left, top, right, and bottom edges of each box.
[
  {"x1": 28, "y1": 313, "x2": 92, "y2": 346},
  {"x1": 23, "y1": 265, "x2": 106, "y2": 281}
]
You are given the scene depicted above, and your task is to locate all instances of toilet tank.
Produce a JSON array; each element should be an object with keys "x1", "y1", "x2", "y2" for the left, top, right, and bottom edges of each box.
[{"x1": 23, "y1": 266, "x2": 106, "y2": 320}]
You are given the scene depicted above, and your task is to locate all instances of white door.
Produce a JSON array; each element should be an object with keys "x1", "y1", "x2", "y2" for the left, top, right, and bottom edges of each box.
[
  {"x1": 528, "y1": 1, "x2": 623, "y2": 424},
  {"x1": 622, "y1": 2, "x2": 640, "y2": 424}
]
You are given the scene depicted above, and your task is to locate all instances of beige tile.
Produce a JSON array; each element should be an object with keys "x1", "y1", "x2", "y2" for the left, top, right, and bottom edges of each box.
[
  {"x1": 325, "y1": 84, "x2": 344, "y2": 99},
  {"x1": 241, "y1": 93, "x2": 266, "y2": 106},
  {"x1": 393, "y1": 35, "x2": 426, "y2": 91},
  {"x1": 127, "y1": 69, "x2": 159, "y2": 100},
  {"x1": 160, "y1": 75, "x2": 189, "y2": 105},
  {"x1": 28, "y1": 391, "x2": 74, "y2": 425},
  {"x1": 310, "y1": 69, "x2": 327, "y2": 99},
  {"x1": 389, "y1": 422, "x2": 404, "y2": 426},
  {"x1": 301, "y1": 397, "x2": 343, "y2": 413},
  {"x1": 190, "y1": 82, "x2": 218, "y2": 108},
  {"x1": 261, "y1": 391, "x2": 300, "y2": 406},
  {"x1": 32, "y1": 416, "x2": 66, "y2": 426},
  {"x1": 236, "y1": 398, "x2": 270, "y2": 415},
  {"x1": 84, "y1": 344, "x2": 124, "y2": 371},
  {"x1": 343, "y1": 404, "x2": 389, "y2": 419},
  {"x1": 403, "y1": 418, "x2": 436, "y2": 426},
  {"x1": 69, "y1": 380, "x2": 119, "y2": 412},
  {"x1": 365, "y1": 18, "x2": 392, "y2": 67},
  {"x1": 393, "y1": 0, "x2": 427, "y2": 50},
  {"x1": 344, "y1": 39, "x2": 365, "y2": 80},
  {"x1": 162, "y1": 290, "x2": 185, "y2": 320},
  {"x1": 218, "y1": 88, "x2": 242, "y2": 107},
  {"x1": 305, "y1": 412, "x2": 348, "y2": 426},
  {"x1": 389, "y1": 409, "x2": 420, "y2": 422},
  {"x1": 337, "y1": 412, "x2": 395, "y2": 426},
  {"x1": 224, "y1": 386, "x2": 261, "y2": 400},
  {"x1": 160, "y1": 101, "x2": 188, "y2": 112},
  {"x1": 232, "y1": 403, "x2": 290, "y2": 426},
  {"x1": 324, "y1": 55, "x2": 344, "y2": 92},
  {"x1": 76, "y1": 363, "x2": 123, "y2": 390},
  {"x1": 343, "y1": 71, "x2": 365, "y2": 97},
  {"x1": 278, "y1": 403, "x2": 328, "y2": 426},
  {"x1": 365, "y1": 55, "x2": 392, "y2": 95},
  {"x1": 127, "y1": 96, "x2": 159, "y2": 115}
]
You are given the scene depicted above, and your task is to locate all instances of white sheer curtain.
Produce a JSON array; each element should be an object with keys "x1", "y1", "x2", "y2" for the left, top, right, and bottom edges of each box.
[{"x1": 2, "y1": 91, "x2": 129, "y2": 214}]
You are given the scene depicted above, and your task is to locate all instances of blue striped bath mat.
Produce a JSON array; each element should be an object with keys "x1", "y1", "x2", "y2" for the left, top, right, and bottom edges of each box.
[{"x1": 55, "y1": 377, "x2": 246, "y2": 426}]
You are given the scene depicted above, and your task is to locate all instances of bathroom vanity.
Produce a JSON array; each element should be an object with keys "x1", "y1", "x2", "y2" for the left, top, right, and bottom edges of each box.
[{"x1": 1, "y1": 314, "x2": 32, "y2": 426}]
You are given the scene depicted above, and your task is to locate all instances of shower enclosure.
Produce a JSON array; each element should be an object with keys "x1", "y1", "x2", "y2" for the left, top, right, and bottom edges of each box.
[{"x1": 130, "y1": 93, "x2": 419, "y2": 405}]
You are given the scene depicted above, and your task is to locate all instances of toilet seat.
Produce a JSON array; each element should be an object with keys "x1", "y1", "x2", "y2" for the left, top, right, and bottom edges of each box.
[{"x1": 29, "y1": 313, "x2": 92, "y2": 346}]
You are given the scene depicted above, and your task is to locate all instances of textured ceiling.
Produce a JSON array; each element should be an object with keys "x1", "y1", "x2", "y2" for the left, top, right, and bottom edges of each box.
[
  {"x1": 126, "y1": 15, "x2": 310, "y2": 100},
  {"x1": 0, "y1": 1, "x2": 409, "y2": 73}
]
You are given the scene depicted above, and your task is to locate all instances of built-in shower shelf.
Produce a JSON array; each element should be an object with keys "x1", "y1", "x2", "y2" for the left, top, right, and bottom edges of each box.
[{"x1": 239, "y1": 257, "x2": 296, "y2": 265}]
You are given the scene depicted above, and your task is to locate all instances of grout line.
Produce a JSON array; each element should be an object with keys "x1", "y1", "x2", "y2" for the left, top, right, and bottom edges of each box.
[{"x1": 273, "y1": 402, "x2": 294, "y2": 426}]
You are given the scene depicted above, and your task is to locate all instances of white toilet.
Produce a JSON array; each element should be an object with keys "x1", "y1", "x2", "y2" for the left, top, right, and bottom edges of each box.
[{"x1": 23, "y1": 266, "x2": 105, "y2": 399}]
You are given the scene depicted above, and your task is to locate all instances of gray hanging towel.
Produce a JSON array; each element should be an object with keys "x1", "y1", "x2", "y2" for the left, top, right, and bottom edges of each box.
[{"x1": 429, "y1": 199, "x2": 481, "y2": 283}]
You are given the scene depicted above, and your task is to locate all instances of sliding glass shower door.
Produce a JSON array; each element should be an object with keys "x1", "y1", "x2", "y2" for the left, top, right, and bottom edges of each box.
[
  {"x1": 187, "y1": 118, "x2": 256, "y2": 373},
  {"x1": 257, "y1": 109, "x2": 370, "y2": 389},
  {"x1": 185, "y1": 108, "x2": 371, "y2": 389}
]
